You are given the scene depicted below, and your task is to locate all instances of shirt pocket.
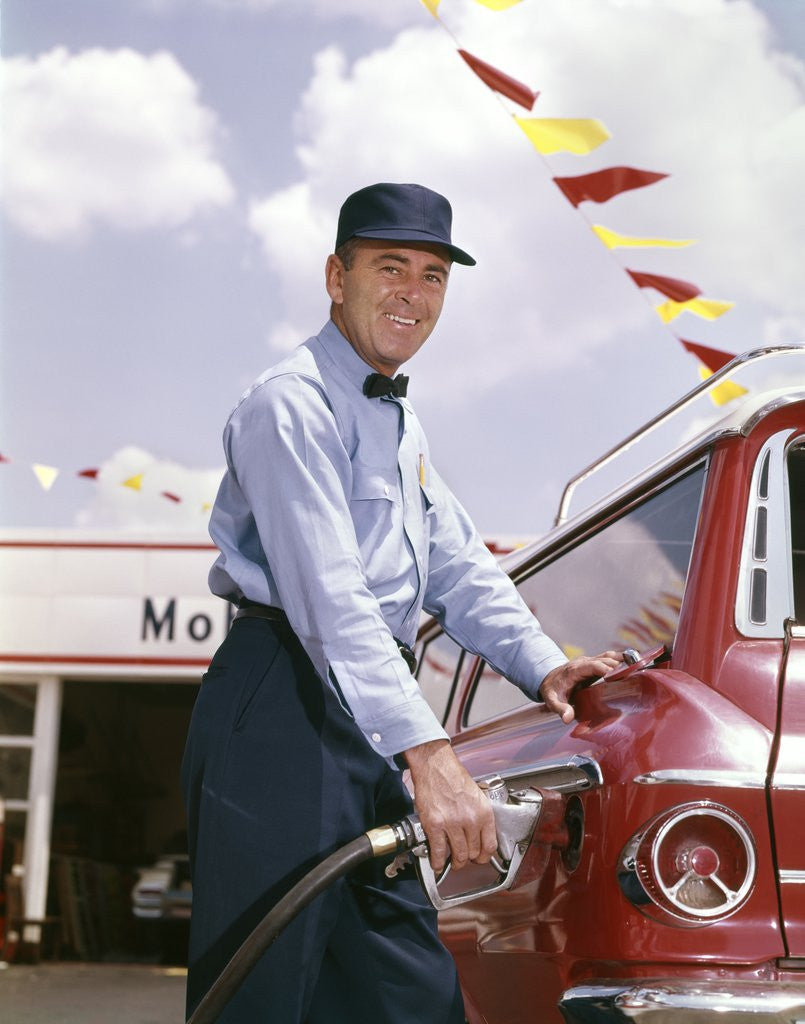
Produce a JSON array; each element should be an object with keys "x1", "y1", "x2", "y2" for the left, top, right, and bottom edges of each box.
[
  {"x1": 351, "y1": 467, "x2": 399, "y2": 505},
  {"x1": 349, "y1": 464, "x2": 402, "y2": 586}
]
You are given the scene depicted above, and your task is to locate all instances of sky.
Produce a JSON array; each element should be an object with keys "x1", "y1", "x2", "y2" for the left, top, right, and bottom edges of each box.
[{"x1": 2, "y1": 0, "x2": 804, "y2": 539}]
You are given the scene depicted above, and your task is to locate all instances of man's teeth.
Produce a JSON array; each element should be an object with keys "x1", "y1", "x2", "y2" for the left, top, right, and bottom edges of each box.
[{"x1": 384, "y1": 313, "x2": 417, "y2": 325}]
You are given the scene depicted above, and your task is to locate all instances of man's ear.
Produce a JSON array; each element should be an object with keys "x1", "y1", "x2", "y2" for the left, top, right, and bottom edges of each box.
[{"x1": 325, "y1": 254, "x2": 345, "y2": 305}]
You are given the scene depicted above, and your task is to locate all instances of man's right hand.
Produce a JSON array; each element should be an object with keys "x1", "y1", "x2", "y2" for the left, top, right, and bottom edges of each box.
[{"x1": 403, "y1": 739, "x2": 497, "y2": 875}]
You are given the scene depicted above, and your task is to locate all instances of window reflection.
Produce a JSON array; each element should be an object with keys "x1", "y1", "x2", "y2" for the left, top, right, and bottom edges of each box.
[
  {"x1": 466, "y1": 464, "x2": 706, "y2": 727},
  {"x1": 417, "y1": 632, "x2": 464, "y2": 724}
]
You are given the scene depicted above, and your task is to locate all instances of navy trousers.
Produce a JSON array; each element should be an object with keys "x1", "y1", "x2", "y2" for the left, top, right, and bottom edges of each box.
[{"x1": 181, "y1": 616, "x2": 465, "y2": 1023}]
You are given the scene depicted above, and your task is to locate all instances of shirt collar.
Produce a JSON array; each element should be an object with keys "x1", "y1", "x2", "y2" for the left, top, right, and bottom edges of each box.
[{"x1": 315, "y1": 319, "x2": 391, "y2": 396}]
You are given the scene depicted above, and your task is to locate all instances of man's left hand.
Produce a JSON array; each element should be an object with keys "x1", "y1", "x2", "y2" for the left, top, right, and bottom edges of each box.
[{"x1": 539, "y1": 651, "x2": 624, "y2": 723}]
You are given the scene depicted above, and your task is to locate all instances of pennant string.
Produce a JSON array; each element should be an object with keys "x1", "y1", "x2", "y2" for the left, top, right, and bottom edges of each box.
[
  {"x1": 416, "y1": 1, "x2": 743, "y2": 402},
  {"x1": 458, "y1": 49, "x2": 537, "y2": 109},
  {"x1": 554, "y1": 167, "x2": 668, "y2": 207}
]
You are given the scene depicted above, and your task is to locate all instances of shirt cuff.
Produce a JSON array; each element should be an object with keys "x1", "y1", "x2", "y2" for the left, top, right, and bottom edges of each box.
[
  {"x1": 513, "y1": 650, "x2": 569, "y2": 701},
  {"x1": 358, "y1": 696, "x2": 448, "y2": 760}
]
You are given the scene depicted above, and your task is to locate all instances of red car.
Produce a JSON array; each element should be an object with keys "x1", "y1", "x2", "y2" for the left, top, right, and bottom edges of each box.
[{"x1": 414, "y1": 346, "x2": 805, "y2": 1024}]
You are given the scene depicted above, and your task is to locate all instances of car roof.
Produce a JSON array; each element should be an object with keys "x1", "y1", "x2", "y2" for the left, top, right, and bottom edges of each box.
[{"x1": 499, "y1": 345, "x2": 805, "y2": 574}]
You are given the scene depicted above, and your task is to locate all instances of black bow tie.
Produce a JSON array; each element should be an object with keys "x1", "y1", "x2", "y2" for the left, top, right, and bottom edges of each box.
[{"x1": 363, "y1": 373, "x2": 409, "y2": 399}]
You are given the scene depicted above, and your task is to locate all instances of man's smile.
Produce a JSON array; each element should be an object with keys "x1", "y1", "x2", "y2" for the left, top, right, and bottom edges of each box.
[{"x1": 384, "y1": 312, "x2": 418, "y2": 326}]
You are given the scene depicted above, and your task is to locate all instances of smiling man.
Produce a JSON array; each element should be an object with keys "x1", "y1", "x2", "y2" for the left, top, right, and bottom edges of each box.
[{"x1": 182, "y1": 182, "x2": 621, "y2": 1023}]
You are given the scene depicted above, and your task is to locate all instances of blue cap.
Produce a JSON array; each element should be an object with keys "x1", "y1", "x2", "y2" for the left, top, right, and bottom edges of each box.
[{"x1": 335, "y1": 182, "x2": 476, "y2": 266}]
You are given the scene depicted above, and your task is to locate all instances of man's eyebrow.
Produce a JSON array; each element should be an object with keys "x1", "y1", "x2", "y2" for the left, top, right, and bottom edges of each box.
[{"x1": 372, "y1": 252, "x2": 450, "y2": 275}]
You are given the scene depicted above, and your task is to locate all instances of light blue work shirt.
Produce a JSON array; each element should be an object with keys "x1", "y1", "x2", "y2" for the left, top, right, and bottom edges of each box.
[{"x1": 209, "y1": 319, "x2": 567, "y2": 759}]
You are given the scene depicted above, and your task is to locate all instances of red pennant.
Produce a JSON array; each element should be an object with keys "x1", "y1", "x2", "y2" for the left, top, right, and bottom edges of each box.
[
  {"x1": 627, "y1": 270, "x2": 701, "y2": 302},
  {"x1": 161, "y1": 491, "x2": 182, "y2": 503},
  {"x1": 0, "y1": 453, "x2": 10, "y2": 463},
  {"x1": 78, "y1": 468, "x2": 100, "y2": 479},
  {"x1": 457, "y1": 49, "x2": 538, "y2": 110},
  {"x1": 680, "y1": 339, "x2": 736, "y2": 373},
  {"x1": 553, "y1": 167, "x2": 667, "y2": 207}
]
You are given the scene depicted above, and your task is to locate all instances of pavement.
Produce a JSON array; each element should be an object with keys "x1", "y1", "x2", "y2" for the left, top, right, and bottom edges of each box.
[{"x1": 0, "y1": 961, "x2": 187, "y2": 1024}]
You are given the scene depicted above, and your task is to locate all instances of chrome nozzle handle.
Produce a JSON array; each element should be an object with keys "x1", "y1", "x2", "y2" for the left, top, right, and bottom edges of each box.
[{"x1": 408, "y1": 779, "x2": 544, "y2": 911}]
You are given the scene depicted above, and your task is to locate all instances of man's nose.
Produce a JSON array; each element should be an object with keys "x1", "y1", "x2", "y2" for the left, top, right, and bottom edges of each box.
[{"x1": 395, "y1": 275, "x2": 421, "y2": 303}]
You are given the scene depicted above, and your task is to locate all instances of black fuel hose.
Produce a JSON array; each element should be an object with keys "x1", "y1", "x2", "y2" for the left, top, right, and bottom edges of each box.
[{"x1": 186, "y1": 821, "x2": 418, "y2": 1024}]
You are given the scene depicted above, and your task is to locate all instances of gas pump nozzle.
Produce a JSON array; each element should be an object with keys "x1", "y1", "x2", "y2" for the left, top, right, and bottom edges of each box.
[
  {"x1": 370, "y1": 774, "x2": 544, "y2": 910},
  {"x1": 188, "y1": 774, "x2": 545, "y2": 1024}
]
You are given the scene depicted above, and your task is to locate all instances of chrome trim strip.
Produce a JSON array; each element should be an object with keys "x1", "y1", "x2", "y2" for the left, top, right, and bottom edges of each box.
[
  {"x1": 634, "y1": 769, "x2": 766, "y2": 788},
  {"x1": 780, "y1": 870, "x2": 805, "y2": 884},
  {"x1": 556, "y1": 346, "x2": 805, "y2": 525},
  {"x1": 560, "y1": 980, "x2": 805, "y2": 1024},
  {"x1": 498, "y1": 753, "x2": 604, "y2": 793}
]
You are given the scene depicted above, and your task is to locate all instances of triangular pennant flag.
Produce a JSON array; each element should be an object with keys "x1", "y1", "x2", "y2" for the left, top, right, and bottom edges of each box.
[
  {"x1": 78, "y1": 467, "x2": 100, "y2": 479},
  {"x1": 554, "y1": 167, "x2": 667, "y2": 207},
  {"x1": 458, "y1": 50, "x2": 538, "y2": 109},
  {"x1": 123, "y1": 473, "x2": 144, "y2": 491},
  {"x1": 201, "y1": 502, "x2": 212, "y2": 512},
  {"x1": 698, "y1": 366, "x2": 748, "y2": 407},
  {"x1": 0, "y1": 453, "x2": 10, "y2": 463},
  {"x1": 679, "y1": 339, "x2": 735, "y2": 373},
  {"x1": 655, "y1": 297, "x2": 734, "y2": 324},
  {"x1": 162, "y1": 491, "x2": 182, "y2": 503},
  {"x1": 32, "y1": 464, "x2": 59, "y2": 491},
  {"x1": 419, "y1": 0, "x2": 440, "y2": 15},
  {"x1": 627, "y1": 270, "x2": 701, "y2": 302},
  {"x1": 515, "y1": 116, "x2": 610, "y2": 155},
  {"x1": 592, "y1": 224, "x2": 696, "y2": 249},
  {"x1": 473, "y1": 0, "x2": 523, "y2": 8}
]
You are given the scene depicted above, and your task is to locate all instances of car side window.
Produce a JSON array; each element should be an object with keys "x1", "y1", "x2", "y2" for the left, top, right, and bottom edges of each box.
[
  {"x1": 464, "y1": 464, "x2": 707, "y2": 728},
  {"x1": 416, "y1": 632, "x2": 465, "y2": 725}
]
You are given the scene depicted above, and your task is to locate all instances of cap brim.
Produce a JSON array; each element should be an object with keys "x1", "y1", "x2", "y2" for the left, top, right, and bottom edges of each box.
[{"x1": 351, "y1": 228, "x2": 476, "y2": 266}]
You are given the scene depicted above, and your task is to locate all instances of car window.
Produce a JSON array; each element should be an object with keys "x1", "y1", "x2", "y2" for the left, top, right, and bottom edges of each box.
[
  {"x1": 465, "y1": 464, "x2": 707, "y2": 728},
  {"x1": 789, "y1": 444, "x2": 805, "y2": 623},
  {"x1": 416, "y1": 631, "x2": 465, "y2": 724}
]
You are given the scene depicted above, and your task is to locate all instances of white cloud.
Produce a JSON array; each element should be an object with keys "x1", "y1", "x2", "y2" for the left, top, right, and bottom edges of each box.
[
  {"x1": 75, "y1": 447, "x2": 223, "y2": 532},
  {"x1": 245, "y1": 0, "x2": 805, "y2": 402},
  {"x1": 0, "y1": 47, "x2": 235, "y2": 241}
]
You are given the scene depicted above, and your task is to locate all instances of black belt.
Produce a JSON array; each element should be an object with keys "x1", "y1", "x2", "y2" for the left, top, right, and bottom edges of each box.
[{"x1": 234, "y1": 601, "x2": 417, "y2": 674}]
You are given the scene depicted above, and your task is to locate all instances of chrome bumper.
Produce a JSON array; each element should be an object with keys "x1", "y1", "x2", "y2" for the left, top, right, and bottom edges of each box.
[{"x1": 559, "y1": 981, "x2": 805, "y2": 1024}]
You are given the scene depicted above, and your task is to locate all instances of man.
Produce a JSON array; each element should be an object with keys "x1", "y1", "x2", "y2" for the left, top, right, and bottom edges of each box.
[{"x1": 182, "y1": 182, "x2": 621, "y2": 1023}]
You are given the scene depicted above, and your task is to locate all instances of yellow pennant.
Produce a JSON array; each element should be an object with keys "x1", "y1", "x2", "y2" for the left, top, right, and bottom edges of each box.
[
  {"x1": 473, "y1": 0, "x2": 524, "y2": 9},
  {"x1": 123, "y1": 473, "x2": 144, "y2": 491},
  {"x1": 515, "y1": 116, "x2": 610, "y2": 155},
  {"x1": 592, "y1": 224, "x2": 696, "y2": 249},
  {"x1": 655, "y1": 297, "x2": 734, "y2": 324},
  {"x1": 562, "y1": 643, "x2": 585, "y2": 660},
  {"x1": 32, "y1": 464, "x2": 59, "y2": 491},
  {"x1": 699, "y1": 366, "x2": 748, "y2": 407},
  {"x1": 419, "y1": 0, "x2": 440, "y2": 15}
]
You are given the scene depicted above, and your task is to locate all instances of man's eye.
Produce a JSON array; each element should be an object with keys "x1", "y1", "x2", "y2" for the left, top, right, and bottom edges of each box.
[
  {"x1": 381, "y1": 265, "x2": 400, "y2": 274},
  {"x1": 425, "y1": 274, "x2": 444, "y2": 285}
]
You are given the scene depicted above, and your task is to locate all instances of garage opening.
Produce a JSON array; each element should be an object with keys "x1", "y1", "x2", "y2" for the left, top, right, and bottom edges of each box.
[{"x1": 49, "y1": 680, "x2": 198, "y2": 963}]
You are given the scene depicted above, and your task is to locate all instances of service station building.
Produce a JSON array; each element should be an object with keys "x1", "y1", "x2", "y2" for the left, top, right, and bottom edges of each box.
[{"x1": 0, "y1": 531, "x2": 219, "y2": 960}]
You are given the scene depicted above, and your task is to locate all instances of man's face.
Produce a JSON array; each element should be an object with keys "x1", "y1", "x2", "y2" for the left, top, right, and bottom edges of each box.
[{"x1": 325, "y1": 238, "x2": 451, "y2": 375}]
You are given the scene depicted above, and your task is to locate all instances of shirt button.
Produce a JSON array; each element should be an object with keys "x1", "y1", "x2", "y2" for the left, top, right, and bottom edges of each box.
[{"x1": 371, "y1": 732, "x2": 382, "y2": 743}]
